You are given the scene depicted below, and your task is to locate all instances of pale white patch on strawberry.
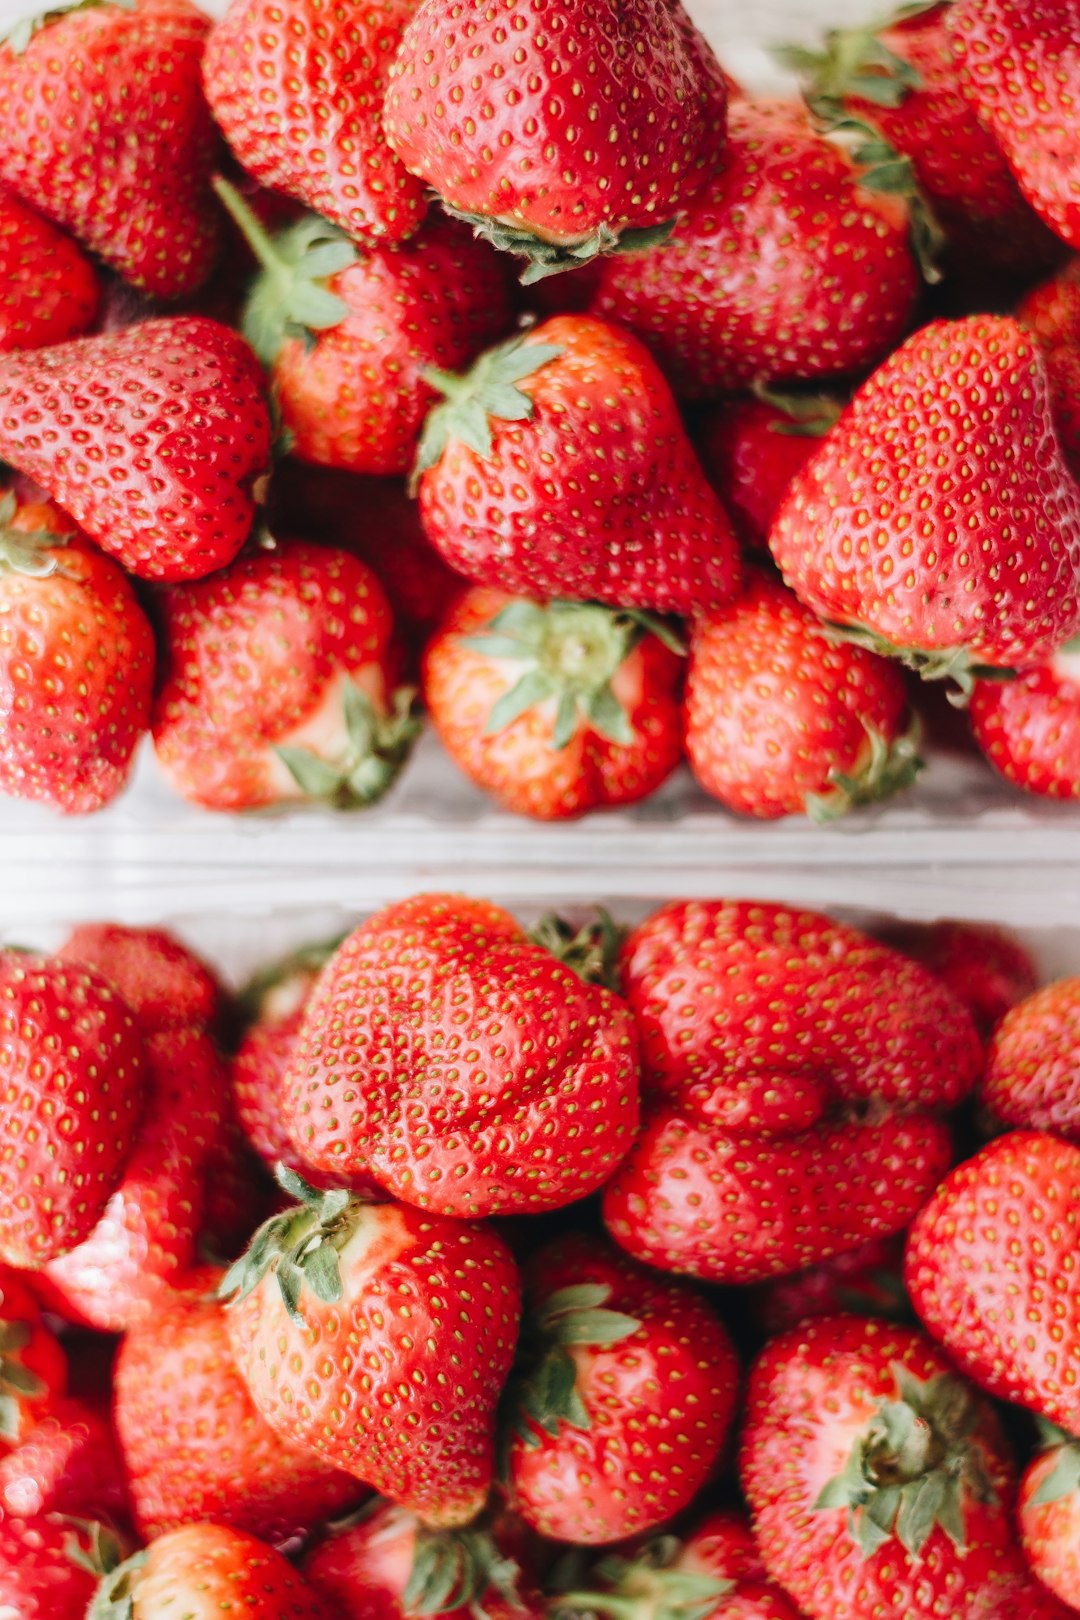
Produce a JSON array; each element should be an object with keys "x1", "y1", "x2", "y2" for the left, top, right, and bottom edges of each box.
[{"x1": 263, "y1": 665, "x2": 388, "y2": 799}]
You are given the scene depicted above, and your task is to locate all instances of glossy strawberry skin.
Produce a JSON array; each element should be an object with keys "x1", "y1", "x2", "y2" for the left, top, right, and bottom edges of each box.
[
  {"x1": 592, "y1": 101, "x2": 918, "y2": 398},
  {"x1": 1018, "y1": 1443, "x2": 1080, "y2": 1611},
  {"x1": 696, "y1": 398, "x2": 830, "y2": 550},
  {"x1": 0, "y1": 1396, "x2": 126, "y2": 1521},
  {"x1": 971, "y1": 647, "x2": 1080, "y2": 798},
  {"x1": 123, "y1": 1522, "x2": 332, "y2": 1618},
  {"x1": 281, "y1": 894, "x2": 641, "y2": 1218},
  {"x1": 0, "y1": 189, "x2": 99, "y2": 351},
  {"x1": 58, "y1": 923, "x2": 222, "y2": 1034},
  {"x1": 905, "y1": 1130, "x2": 1080, "y2": 1434},
  {"x1": 982, "y1": 978, "x2": 1080, "y2": 1139},
  {"x1": 0, "y1": 1514, "x2": 106, "y2": 1620},
  {"x1": 0, "y1": 951, "x2": 146, "y2": 1269},
  {"x1": 204, "y1": 0, "x2": 426, "y2": 248},
  {"x1": 0, "y1": 0, "x2": 220, "y2": 299},
  {"x1": 876, "y1": 918, "x2": 1039, "y2": 1041},
  {"x1": 0, "y1": 317, "x2": 271, "y2": 582},
  {"x1": 418, "y1": 316, "x2": 742, "y2": 617}
]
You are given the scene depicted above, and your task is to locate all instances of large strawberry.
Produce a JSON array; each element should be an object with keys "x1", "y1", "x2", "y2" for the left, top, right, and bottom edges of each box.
[
  {"x1": 0, "y1": 317, "x2": 272, "y2": 582},
  {"x1": 591, "y1": 100, "x2": 919, "y2": 397},
  {"x1": 0, "y1": 1265, "x2": 66, "y2": 1451},
  {"x1": 1018, "y1": 1425, "x2": 1080, "y2": 1613},
  {"x1": 0, "y1": 950, "x2": 145, "y2": 1269},
  {"x1": 281, "y1": 894, "x2": 641, "y2": 1218},
  {"x1": 696, "y1": 389, "x2": 843, "y2": 551},
  {"x1": 0, "y1": 492, "x2": 155, "y2": 815},
  {"x1": 91, "y1": 1522, "x2": 332, "y2": 1618},
  {"x1": 416, "y1": 318, "x2": 742, "y2": 617},
  {"x1": 769, "y1": 315, "x2": 1080, "y2": 685},
  {"x1": 0, "y1": 188, "x2": 99, "y2": 351},
  {"x1": 905, "y1": 1130, "x2": 1080, "y2": 1434},
  {"x1": 971, "y1": 643, "x2": 1080, "y2": 798},
  {"x1": 982, "y1": 978, "x2": 1080, "y2": 1139},
  {"x1": 423, "y1": 588, "x2": 685, "y2": 820},
  {"x1": 222, "y1": 1174, "x2": 521, "y2": 1527},
  {"x1": 0, "y1": 0, "x2": 220, "y2": 299},
  {"x1": 382, "y1": 0, "x2": 728, "y2": 281},
  {"x1": 203, "y1": 0, "x2": 426, "y2": 249}
]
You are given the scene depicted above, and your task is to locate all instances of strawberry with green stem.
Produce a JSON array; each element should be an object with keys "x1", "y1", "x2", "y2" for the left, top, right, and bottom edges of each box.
[
  {"x1": 89, "y1": 1522, "x2": 332, "y2": 1619},
  {"x1": 1019, "y1": 1422, "x2": 1080, "y2": 1612}
]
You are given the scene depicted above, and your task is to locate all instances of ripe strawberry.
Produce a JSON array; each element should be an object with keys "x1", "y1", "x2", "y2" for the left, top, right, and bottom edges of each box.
[
  {"x1": 1018, "y1": 1425, "x2": 1080, "y2": 1612},
  {"x1": 0, "y1": 1515, "x2": 122, "y2": 1620},
  {"x1": 59, "y1": 922, "x2": 223, "y2": 1034},
  {"x1": 905, "y1": 1130, "x2": 1080, "y2": 1434},
  {"x1": 0, "y1": 950, "x2": 145, "y2": 1269},
  {"x1": 1019, "y1": 257, "x2": 1080, "y2": 349},
  {"x1": 92, "y1": 1522, "x2": 331, "y2": 1619},
  {"x1": 382, "y1": 0, "x2": 728, "y2": 280},
  {"x1": 769, "y1": 315, "x2": 1080, "y2": 683},
  {"x1": 971, "y1": 642, "x2": 1080, "y2": 798},
  {"x1": 874, "y1": 918, "x2": 1039, "y2": 1040},
  {"x1": 684, "y1": 572, "x2": 921, "y2": 821},
  {"x1": 506, "y1": 1234, "x2": 738, "y2": 1544},
  {"x1": 591, "y1": 101, "x2": 919, "y2": 398},
  {"x1": 0, "y1": 492, "x2": 155, "y2": 815},
  {"x1": 0, "y1": 1265, "x2": 65, "y2": 1451},
  {"x1": 0, "y1": 316, "x2": 272, "y2": 582},
  {"x1": 222, "y1": 1174, "x2": 521, "y2": 1528},
  {"x1": 152, "y1": 539, "x2": 418, "y2": 812},
  {"x1": 416, "y1": 317, "x2": 742, "y2": 617},
  {"x1": 203, "y1": 0, "x2": 426, "y2": 250},
  {"x1": 695, "y1": 390, "x2": 842, "y2": 551},
  {"x1": 423, "y1": 588, "x2": 685, "y2": 820},
  {"x1": 982, "y1": 978, "x2": 1080, "y2": 1139},
  {"x1": 0, "y1": 188, "x2": 98, "y2": 351},
  {"x1": 0, "y1": 0, "x2": 220, "y2": 299},
  {"x1": 947, "y1": 0, "x2": 1080, "y2": 251},
  {"x1": 0, "y1": 1395, "x2": 127, "y2": 1521},
  {"x1": 740, "y1": 1315, "x2": 1066, "y2": 1620},
  {"x1": 281, "y1": 894, "x2": 641, "y2": 1218}
]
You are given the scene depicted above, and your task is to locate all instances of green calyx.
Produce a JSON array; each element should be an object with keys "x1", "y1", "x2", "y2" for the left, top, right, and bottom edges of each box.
[
  {"x1": 1031, "y1": 1421, "x2": 1080, "y2": 1506},
  {"x1": 219, "y1": 1164, "x2": 355, "y2": 1325},
  {"x1": 528, "y1": 909, "x2": 626, "y2": 991},
  {"x1": 822, "y1": 622, "x2": 1016, "y2": 706},
  {"x1": 553, "y1": 1539, "x2": 734, "y2": 1620},
  {"x1": 753, "y1": 380, "x2": 844, "y2": 439},
  {"x1": 0, "y1": 491, "x2": 68, "y2": 578},
  {"x1": 276, "y1": 683, "x2": 421, "y2": 809},
  {"x1": 0, "y1": 1318, "x2": 45, "y2": 1442},
  {"x1": 212, "y1": 176, "x2": 357, "y2": 365},
  {"x1": 814, "y1": 1364, "x2": 997, "y2": 1560},
  {"x1": 79, "y1": 1527, "x2": 134, "y2": 1620},
  {"x1": 404, "y1": 1524, "x2": 524, "y2": 1619},
  {"x1": 806, "y1": 717, "x2": 924, "y2": 823},
  {"x1": 509, "y1": 1283, "x2": 640, "y2": 1449},
  {"x1": 442, "y1": 204, "x2": 676, "y2": 286},
  {"x1": 413, "y1": 333, "x2": 563, "y2": 485},
  {"x1": 2, "y1": 0, "x2": 134, "y2": 53}
]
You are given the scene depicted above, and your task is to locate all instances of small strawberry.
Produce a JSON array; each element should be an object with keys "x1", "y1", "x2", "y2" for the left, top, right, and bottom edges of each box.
[
  {"x1": 0, "y1": 950, "x2": 145, "y2": 1269},
  {"x1": 1, "y1": 1514, "x2": 122, "y2": 1620},
  {"x1": 874, "y1": 918, "x2": 1039, "y2": 1040},
  {"x1": 1018, "y1": 1424, "x2": 1080, "y2": 1613},
  {"x1": 971, "y1": 642, "x2": 1080, "y2": 798},
  {"x1": 281, "y1": 894, "x2": 641, "y2": 1218},
  {"x1": 684, "y1": 572, "x2": 921, "y2": 822},
  {"x1": 505, "y1": 1234, "x2": 739, "y2": 1544},
  {"x1": 416, "y1": 317, "x2": 742, "y2": 617},
  {"x1": 752, "y1": 1235, "x2": 909, "y2": 1338},
  {"x1": 0, "y1": 1264, "x2": 66, "y2": 1451},
  {"x1": 0, "y1": 1395, "x2": 127, "y2": 1521},
  {"x1": 695, "y1": 389, "x2": 843, "y2": 551},
  {"x1": 591, "y1": 100, "x2": 919, "y2": 398},
  {"x1": 222, "y1": 1172, "x2": 522, "y2": 1528},
  {"x1": 905, "y1": 1130, "x2": 1080, "y2": 1434},
  {"x1": 0, "y1": 0, "x2": 220, "y2": 299},
  {"x1": 59, "y1": 922, "x2": 223, "y2": 1034},
  {"x1": 0, "y1": 188, "x2": 99, "y2": 351},
  {"x1": 382, "y1": 0, "x2": 728, "y2": 281},
  {"x1": 769, "y1": 315, "x2": 1080, "y2": 685},
  {"x1": 91, "y1": 1522, "x2": 331, "y2": 1618},
  {"x1": 203, "y1": 0, "x2": 427, "y2": 249},
  {"x1": 0, "y1": 316, "x2": 272, "y2": 582},
  {"x1": 152, "y1": 539, "x2": 419, "y2": 812},
  {"x1": 423, "y1": 589, "x2": 685, "y2": 820},
  {"x1": 982, "y1": 977, "x2": 1080, "y2": 1139},
  {"x1": 1019, "y1": 257, "x2": 1080, "y2": 349}
]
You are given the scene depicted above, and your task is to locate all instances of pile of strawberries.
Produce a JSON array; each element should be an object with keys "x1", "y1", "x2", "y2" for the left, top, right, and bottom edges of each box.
[
  {"x1": 1, "y1": 895, "x2": 1080, "y2": 1618},
  {"x1": 2, "y1": 0, "x2": 1080, "y2": 821}
]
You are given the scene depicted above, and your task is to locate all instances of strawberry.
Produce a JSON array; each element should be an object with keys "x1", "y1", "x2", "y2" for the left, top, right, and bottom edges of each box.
[
  {"x1": 695, "y1": 390, "x2": 843, "y2": 551},
  {"x1": 684, "y1": 572, "x2": 921, "y2": 821},
  {"x1": 971, "y1": 641, "x2": 1080, "y2": 797},
  {"x1": 280, "y1": 893, "x2": 641, "y2": 1218},
  {"x1": 217, "y1": 183, "x2": 514, "y2": 479},
  {"x1": 152, "y1": 538, "x2": 418, "y2": 812},
  {"x1": 740, "y1": 1315, "x2": 1068, "y2": 1620},
  {"x1": 905, "y1": 1130, "x2": 1080, "y2": 1434},
  {"x1": 0, "y1": 1264, "x2": 66, "y2": 1451},
  {"x1": 0, "y1": 949, "x2": 145, "y2": 1269},
  {"x1": 382, "y1": 0, "x2": 728, "y2": 281},
  {"x1": 0, "y1": 316, "x2": 272, "y2": 582},
  {"x1": 0, "y1": 1395, "x2": 127, "y2": 1521},
  {"x1": 0, "y1": 1515, "x2": 122, "y2": 1620},
  {"x1": 203, "y1": 0, "x2": 427, "y2": 250},
  {"x1": 415, "y1": 317, "x2": 742, "y2": 617},
  {"x1": 92, "y1": 1522, "x2": 332, "y2": 1618},
  {"x1": 590, "y1": 101, "x2": 919, "y2": 398},
  {"x1": 198, "y1": 1114, "x2": 273, "y2": 1260},
  {"x1": 1019, "y1": 257, "x2": 1080, "y2": 349},
  {"x1": 59, "y1": 922, "x2": 223, "y2": 1034},
  {"x1": 1018, "y1": 1424, "x2": 1080, "y2": 1613},
  {"x1": 0, "y1": 0, "x2": 220, "y2": 299},
  {"x1": 0, "y1": 188, "x2": 99, "y2": 351},
  {"x1": 115, "y1": 1265, "x2": 362, "y2": 1543},
  {"x1": 222, "y1": 1173, "x2": 522, "y2": 1528},
  {"x1": 505, "y1": 1234, "x2": 739, "y2": 1544},
  {"x1": 874, "y1": 918, "x2": 1039, "y2": 1040},
  {"x1": 752, "y1": 1235, "x2": 909, "y2": 1338},
  {"x1": 982, "y1": 977, "x2": 1080, "y2": 1139},
  {"x1": 0, "y1": 492, "x2": 155, "y2": 815},
  {"x1": 423, "y1": 588, "x2": 685, "y2": 820},
  {"x1": 947, "y1": 0, "x2": 1080, "y2": 252},
  {"x1": 769, "y1": 315, "x2": 1080, "y2": 685}
]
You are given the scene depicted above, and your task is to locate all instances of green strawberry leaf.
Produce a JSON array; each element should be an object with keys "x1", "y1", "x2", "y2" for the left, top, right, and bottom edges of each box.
[
  {"x1": 414, "y1": 336, "x2": 563, "y2": 481},
  {"x1": 441, "y1": 205, "x2": 676, "y2": 284},
  {"x1": 527, "y1": 909, "x2": 626, "y2": 990},
  {"x1": 276, "y1": 683, "x2": 420, "y2": 809},
  {"x1": 806, "y1": 717, "x2": 924, "y2": 823},
  {"x1": 1032, "y1": 1442, "x2": 1080, "y2": 1505},
  {"x1": 219, "y1": 1164, "x2": 356, "y2": 1325},
  {"x1": 86, "y1": 1546, "x2": 146, "y2": 1620}
]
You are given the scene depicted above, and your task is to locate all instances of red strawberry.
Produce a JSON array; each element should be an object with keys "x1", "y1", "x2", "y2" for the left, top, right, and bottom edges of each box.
[
  {"x1": 115, "y1": 1265, "x2": 362, "y2": 1543},
  {"x1": 0, "y1": 316, "x2": 272, "y2": 582},
  {"x1": 905, "y1": 1130, "x2": 1080, "y2": 1434},
  {"x1": 982, "y1": 978, "x2": 1080, "y2": 1139},
  {"x1": 416, "y1": 317, "x2": 742, "y2": 617},
  {"x1": 740, "y1": 1315, "x2": 1067, "y2": 1620},
  {"x1": 752, "y1": 1235, "x2": 909, "y2": 1338},
  {"x1": 695, "y1": 390, "x2": 842, "y2": 551},
  {"x1": 0, "y1": 1515, "x2": 122, "y2": 1620},
  {"x1": 947, "y1": 0, "x2": 1080, "y2": 251},
  {"x1": 0, "y1": 0, "x2": 220, "y2": 299},
  {"x1": 769, "y1": 315, "x2": 1080, "y2": 683},
  {"x1": 0, "y1": 1395, "x2": 127, "y2": 1521},
  {"x1": 0, "y1": 949, "x2": 145, "y2": 1269},
  {"x1": 152, "y1": 539, "x2": 418, "y2": 812},
  {"x1": 0, "y1": 1265, "x2": 66, "y2": 1451},
  {"x1": 281, "y1": 894, "x2": 641, "y2": 1218},
  {"x1": 92, "y1": 1522, "x2": 332, "y2": 1618},
  {"x1": 0, "y1": 492, "x2": 155, "y2": 815},
  {"x1": 203, "y1": 0, "x2": 427, "y2": 249},
  {"x1": 222, "y1": 1175, "x2": 522, "y2": 1528},
  {"x1": 506, "y1": 1234, "x2": 738, "y2": 1544},
  {"x1": 1019, "y1": 257, "x2": 1080, "y2": 349},
  {"x1": 591, "y1": 100, "x2": 919, "y2": 398},
  {"x1": 0, "y1": 188, "x2": 98, "y2": 351},
  {"x1": 382, "y1": 0, "x2": 728, "y2": 280},
  {"x1": 198, "y1": 1114, "x2": 273, "y2": 1260},
  {"x1": 59, "y1": 922, "x2": 223, "y2": 1034},
  {"x1": 423, "y1": 588, "x2": 685, "y2": 820},
  {"x1": 1018, "y1": 1425, "x2": 1080, "y2": 1613},
  {"x1": 971, "y1": 641, "x2": 1080, "y2": 797},
  {"x1": 874, "y1": 918, "x2": 1039, "y2": 1040},
  {"x1": 684, "y1": 572, "x2": 920, "y2": 821}
]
